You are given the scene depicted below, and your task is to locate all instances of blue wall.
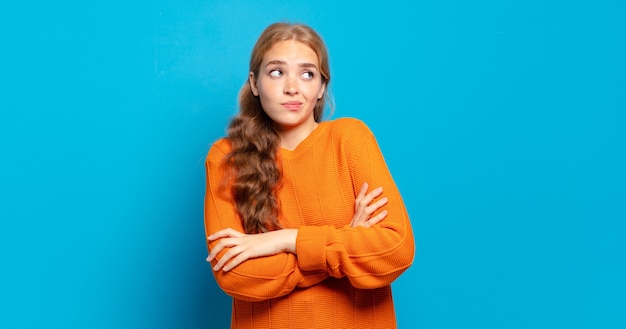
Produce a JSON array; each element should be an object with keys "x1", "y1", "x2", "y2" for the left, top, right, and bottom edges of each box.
[{"x1": 2, "y1": 1, "x2": 624, "y2": 328}]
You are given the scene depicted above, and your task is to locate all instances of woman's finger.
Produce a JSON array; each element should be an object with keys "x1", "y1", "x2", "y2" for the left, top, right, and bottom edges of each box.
[
  {"x1": 350, "y1": 183, "x2": 389, "y2": 228},
  {"x1": 357, "y1": 187, "x2": 383, "y2": 209},
  {"x1": 208, "y1": 227, "x2": 242, "y2": 241},
  {"x1": 206, "y1": 228, "x2": 244, "y2": 262},
  {"x1": 366, "y1": 196, "x2": 388, "y2": 214},
  {"x1": 222, "y1": 249, "x2": 251, "y2": 272},
  {"x1": 355, "y1": 182, "x2": 368, "y2": 204},
  {"x1": 364, "y1": 186, "x2": 383, "y2": 203},
  {"x1": 207, "y1": 235, "x2": 240, "y2": 262},
  {"x1": 365, "y1": 210, "x2": 388, "y2": 227},
  {"x1": 212, "y1": 243, "x2": 244, "y2": 271}
]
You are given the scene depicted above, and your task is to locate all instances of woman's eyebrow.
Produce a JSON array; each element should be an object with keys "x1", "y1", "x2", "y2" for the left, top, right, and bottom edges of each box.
[
  {"x1": 299, "y1": 63, "x2": 319, "y2": 70},
  {"x1": 264, "y1": 60, "x2": 318, "y2": 70},
  {"x1": 265, "y1": 60, "x2": 286, "y2": 67}
]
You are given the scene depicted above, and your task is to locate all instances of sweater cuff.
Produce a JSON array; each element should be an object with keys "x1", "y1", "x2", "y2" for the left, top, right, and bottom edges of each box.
[{"x1": 296, "y1": 225, "x2": 328, "y2": 272}]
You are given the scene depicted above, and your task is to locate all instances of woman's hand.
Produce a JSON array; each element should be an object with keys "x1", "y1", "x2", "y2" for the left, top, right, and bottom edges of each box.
[
  {"x1": 206, "y1": 228, "x2": 298, "y2": 272},
  {"x1": 350, "y1": 182, "x2": 388, "y2": 228}
]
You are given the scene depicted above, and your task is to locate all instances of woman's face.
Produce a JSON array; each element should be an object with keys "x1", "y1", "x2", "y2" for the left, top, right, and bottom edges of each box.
[{"x1": 250, "y1": 40, "x2": 326, "y2": 134}]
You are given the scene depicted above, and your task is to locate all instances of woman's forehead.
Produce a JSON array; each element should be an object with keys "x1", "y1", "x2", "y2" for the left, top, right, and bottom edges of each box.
[{"x1": 262, "y1": 40, "x2": 319, "y2": 66}]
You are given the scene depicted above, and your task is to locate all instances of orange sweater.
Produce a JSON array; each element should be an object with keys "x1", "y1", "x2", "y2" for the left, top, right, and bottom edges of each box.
[{"x1": 204, "y1": 118, "x2": 415, "y2": 329}]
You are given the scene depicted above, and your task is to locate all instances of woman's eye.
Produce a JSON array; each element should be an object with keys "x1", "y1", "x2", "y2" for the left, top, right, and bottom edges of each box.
[
  {"x1": 269, "y1": 70, "x2": 282, "y2": 77},
  {"x1": 301, "y1": 71, "x2": 314, "y2": 79}
]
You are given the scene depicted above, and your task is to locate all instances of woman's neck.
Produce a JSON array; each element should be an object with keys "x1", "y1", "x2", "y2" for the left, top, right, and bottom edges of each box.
[{"x1": 277, "y1": 121, "x2": 319, "y2": 151}]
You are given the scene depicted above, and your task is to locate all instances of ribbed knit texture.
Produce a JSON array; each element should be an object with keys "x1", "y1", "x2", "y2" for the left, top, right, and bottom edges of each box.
[{"x1": 205, "y1": 118, "x2": 415, "y2": 329}]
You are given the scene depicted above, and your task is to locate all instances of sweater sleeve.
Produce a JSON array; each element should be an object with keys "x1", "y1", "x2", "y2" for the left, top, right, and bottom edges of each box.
[
  {"x1": 204, "y1": 141, "x2": 328, "y2": 302},
  {"x1": 295, "y1": 119, "x2": 415, "y2": 289}
]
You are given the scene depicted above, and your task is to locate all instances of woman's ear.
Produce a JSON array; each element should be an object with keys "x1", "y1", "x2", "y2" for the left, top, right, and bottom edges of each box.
[
  {"x1": 318, "y1": 81, "x2": 326, "y2": 99},
  {"x1": 249, "y1": 72, "x2": 259, "y2": 96}
]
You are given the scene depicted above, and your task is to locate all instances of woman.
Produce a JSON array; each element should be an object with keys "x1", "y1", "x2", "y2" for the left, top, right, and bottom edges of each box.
[{"x1": 205, "y1": 22, "x2": 414, "y2": 328}]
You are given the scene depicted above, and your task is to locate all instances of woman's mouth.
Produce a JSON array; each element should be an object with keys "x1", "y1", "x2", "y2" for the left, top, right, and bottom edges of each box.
[{"x1": 282, "y1": 101, "x2": 302, "y2": 110}]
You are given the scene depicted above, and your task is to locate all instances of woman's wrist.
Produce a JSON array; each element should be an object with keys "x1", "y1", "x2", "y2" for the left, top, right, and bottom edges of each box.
[{"x1": 279, "y1": 228, "x2": 298, "y2": 254}]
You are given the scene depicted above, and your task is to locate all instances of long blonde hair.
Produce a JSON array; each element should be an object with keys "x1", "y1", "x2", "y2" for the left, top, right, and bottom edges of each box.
[{"x1": 224, "y1": 22, "x2": 332, "y2": 233}]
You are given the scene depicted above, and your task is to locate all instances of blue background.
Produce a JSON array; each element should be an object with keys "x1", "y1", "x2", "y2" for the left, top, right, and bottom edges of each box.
[{"x1": 2, "y1": 1, "x2": 625, "y2": 328}]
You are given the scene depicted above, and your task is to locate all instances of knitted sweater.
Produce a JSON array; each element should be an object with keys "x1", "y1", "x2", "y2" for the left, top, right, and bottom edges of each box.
[{"x1": 204, "y1": 117, "x2": 415, "y2": 329}]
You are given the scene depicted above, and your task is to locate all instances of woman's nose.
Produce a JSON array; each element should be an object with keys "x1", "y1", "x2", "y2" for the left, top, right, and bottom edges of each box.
[{"x1": 284, "y1": 78, "x2": 298, "y2": 95}]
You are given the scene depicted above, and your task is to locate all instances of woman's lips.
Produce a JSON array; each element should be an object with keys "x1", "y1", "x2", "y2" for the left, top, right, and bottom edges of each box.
[{"x1": 282, "y1": 101, "x2": 302, "y2": 110}]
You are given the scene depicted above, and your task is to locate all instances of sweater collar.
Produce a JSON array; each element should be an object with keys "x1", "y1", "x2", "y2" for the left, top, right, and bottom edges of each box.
[{"x1": 279, "y1": 121, "x2": 329, "y2": 159}]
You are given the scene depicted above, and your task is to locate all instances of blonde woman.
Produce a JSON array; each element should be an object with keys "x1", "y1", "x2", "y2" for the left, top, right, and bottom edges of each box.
[{"x1": 205, "y1": 22, "x2": 414, "y2": 328}]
